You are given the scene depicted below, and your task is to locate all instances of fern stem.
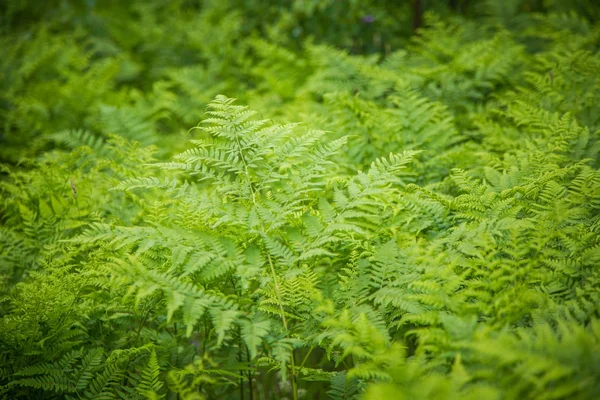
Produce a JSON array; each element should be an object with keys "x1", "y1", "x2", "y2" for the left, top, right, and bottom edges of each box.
[
  {"x1": 134, "y1": 306, "x2": 149, "y2": 347},
  {"x1": 237, "y1": 325, "x2": 245, "y2": 400},
  {"x1": 264, "y1": 253, "x2": 289, "y2": 329},
  {"x1": 233, "y1": 120, "x2": 299, "y2": 400},
  {"x1": 290, "y1": 350, "x2": 298, "y2": 400},
  {"x1": 265, "y1": 251, "x2": 298, "y2": 400},
  {"x1": 239, "y1": 372, "x2": 245, "y2": 400},
  {"x1": 299, "y1": 345, "x2": 315, "y2": 369},
  {"x1": 247, "y1": 345, "x2": 254, "y2": 400}
]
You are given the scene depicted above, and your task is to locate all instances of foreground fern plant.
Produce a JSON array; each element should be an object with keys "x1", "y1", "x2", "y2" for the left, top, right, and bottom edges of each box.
[{"x1": 78, "y1": 95, "x2": 416, "y2": 398}]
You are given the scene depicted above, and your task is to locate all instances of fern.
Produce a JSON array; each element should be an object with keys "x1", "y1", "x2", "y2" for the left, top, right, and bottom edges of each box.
[{"x1": 136, "y1": 350, "x2": 164, "y2": 399}]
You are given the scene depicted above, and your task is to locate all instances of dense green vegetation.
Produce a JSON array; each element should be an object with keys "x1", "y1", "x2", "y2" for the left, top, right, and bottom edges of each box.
[{"x1": 1, "y1": 1, "x2": 600, "y2": 399}]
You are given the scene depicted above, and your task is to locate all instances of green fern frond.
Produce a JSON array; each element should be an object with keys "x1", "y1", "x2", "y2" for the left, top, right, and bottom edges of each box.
[{"x1": 137, "y1": 350, "x2": 164, "y2": 399}]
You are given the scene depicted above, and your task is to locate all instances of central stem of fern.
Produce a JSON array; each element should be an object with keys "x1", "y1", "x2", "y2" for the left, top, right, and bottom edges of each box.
[{"x1": 234, "y1": 124, "x2": 299, "y2": 400}]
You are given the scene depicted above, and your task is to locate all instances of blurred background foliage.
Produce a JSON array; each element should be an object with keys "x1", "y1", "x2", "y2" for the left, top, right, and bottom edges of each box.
[{"x1": 1, "y1": 0, "x2": 599, "y2": 163}]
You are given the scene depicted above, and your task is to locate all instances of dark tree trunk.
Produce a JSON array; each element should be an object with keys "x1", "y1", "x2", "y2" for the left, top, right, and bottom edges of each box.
[{"x1": 412, "y1": 0, "x2": 422, "y2": 32}]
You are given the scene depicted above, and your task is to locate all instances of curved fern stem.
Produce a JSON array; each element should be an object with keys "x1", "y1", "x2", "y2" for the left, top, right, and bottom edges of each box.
[
  {"x1": 265, "y1": 250, "x2": 298, "y2": 400},
  {"x1": 233, "y1": 119, "x2": 299, "y2": 400}
]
